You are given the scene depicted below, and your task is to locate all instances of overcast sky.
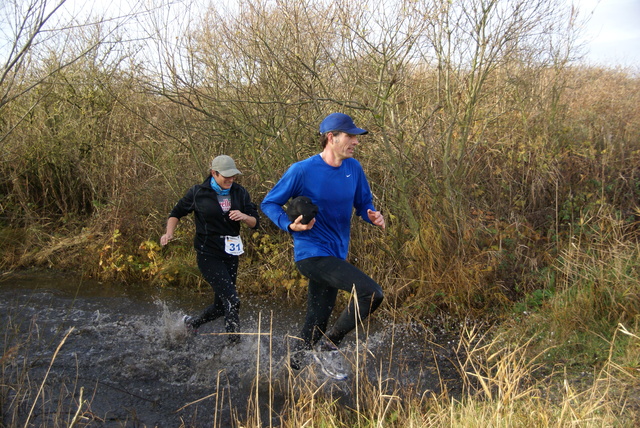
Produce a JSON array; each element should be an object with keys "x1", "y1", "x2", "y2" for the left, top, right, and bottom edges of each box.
[{"x1": 575, "y1": 0, "x2": 640, "y2": 68}]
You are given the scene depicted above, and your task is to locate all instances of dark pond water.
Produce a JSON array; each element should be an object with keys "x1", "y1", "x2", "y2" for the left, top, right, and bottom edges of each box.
[{"x1": 0, "y1": 270, "x2": 462, "y2": 427}]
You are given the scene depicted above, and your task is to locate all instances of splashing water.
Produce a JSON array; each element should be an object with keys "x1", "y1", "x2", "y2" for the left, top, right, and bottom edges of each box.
[{"x1": 0, "y1": 271, "x2": 462, "y2": 426}]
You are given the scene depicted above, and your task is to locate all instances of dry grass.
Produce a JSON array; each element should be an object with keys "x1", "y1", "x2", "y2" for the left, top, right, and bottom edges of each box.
[{"x1": 1, "y1": 319, "x2": 96, "y2": 426}]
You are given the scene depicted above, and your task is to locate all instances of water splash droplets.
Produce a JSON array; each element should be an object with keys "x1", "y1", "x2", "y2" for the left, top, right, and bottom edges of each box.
[{"x1": 155, "y1": 299, "x2": 190, "y2": 344}]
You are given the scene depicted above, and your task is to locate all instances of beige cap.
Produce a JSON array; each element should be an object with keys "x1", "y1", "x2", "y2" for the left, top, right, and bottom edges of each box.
[{"x1": 211, "y1": 155, "x2": 242, "y2": 176}]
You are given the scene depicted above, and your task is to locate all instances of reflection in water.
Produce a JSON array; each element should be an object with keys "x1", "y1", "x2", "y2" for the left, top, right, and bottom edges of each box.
[{"x1": 0, "y1": 270, "x2": 460, "y2": 426}]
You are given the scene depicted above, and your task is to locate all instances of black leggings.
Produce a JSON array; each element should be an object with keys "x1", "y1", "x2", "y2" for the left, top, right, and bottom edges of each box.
[
  {"x1": 194, "y1": 252, "x2": 240, "y2": 333},
  {"x1": 295, "y1": 256, "x2": 384, "y2": 349}
]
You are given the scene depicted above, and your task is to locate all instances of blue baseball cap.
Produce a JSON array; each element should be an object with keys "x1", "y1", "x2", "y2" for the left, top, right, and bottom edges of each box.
[{"x1": 319, "y1": 113, "x2": 368, "y2": 135}]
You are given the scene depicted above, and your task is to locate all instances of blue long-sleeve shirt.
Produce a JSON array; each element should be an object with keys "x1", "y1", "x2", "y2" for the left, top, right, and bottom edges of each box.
[{"x1": 261, "y1": 154, "x2": 375, "y2": 261}]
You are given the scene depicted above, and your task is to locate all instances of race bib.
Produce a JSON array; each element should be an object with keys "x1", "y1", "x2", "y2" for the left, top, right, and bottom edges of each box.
[{"x1": 224, "y1": 235, "x2": 244, "y2": 255}]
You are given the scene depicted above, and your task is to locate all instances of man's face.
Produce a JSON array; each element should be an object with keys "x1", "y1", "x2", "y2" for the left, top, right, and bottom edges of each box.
[{"x1": 330, "y1": 131, "x2": 360, "y2": 160}]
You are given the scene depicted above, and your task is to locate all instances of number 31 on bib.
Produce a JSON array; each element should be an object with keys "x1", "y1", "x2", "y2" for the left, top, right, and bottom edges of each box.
[{"x1": 224, "y1": 235, "x2": 244, "y2": 255}]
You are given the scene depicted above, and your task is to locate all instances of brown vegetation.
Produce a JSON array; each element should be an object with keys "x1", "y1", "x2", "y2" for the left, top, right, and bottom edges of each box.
[{"x1": 1, "y1": 0, "x2": 639, "y2": 425}]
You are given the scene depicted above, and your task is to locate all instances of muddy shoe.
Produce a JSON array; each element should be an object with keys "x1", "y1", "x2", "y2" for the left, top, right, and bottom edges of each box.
[{"x1": 183, "y1": 315, "x2": 198, "y2": 336}]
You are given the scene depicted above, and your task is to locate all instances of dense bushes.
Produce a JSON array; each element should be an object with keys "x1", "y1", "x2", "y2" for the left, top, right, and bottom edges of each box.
[{"x1": 1, "y1": 0, "x2": 639, "y2": 324}]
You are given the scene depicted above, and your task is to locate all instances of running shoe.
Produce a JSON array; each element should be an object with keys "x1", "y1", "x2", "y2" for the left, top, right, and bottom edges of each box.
[
  {"x1": 312, "y1": 351, "x2": 348, "y2": 381},
  {"x1": 183, "y1": 315, "x2": 198, "y2": 336},
  {"x1": 313, "y1": 338, "x2": 347, "y2": 380}
]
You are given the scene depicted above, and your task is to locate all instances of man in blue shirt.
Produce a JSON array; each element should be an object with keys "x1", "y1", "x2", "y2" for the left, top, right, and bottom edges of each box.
[{"x1": 261, "y1": 113, "x2": 385, "y2": 368}]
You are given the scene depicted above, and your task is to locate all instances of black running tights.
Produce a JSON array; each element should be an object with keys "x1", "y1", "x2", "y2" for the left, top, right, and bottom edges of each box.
[
  {"x1": 295, "y1": 256, "x2": 384, "y2": 349},
  {"x1": 194, "y1": 252, "x2": 240, "y2": 333}
]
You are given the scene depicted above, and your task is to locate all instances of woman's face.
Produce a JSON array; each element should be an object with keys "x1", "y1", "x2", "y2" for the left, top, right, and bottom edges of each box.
[{"x1": 211, "y1": 170, "x2": 236, "y2": 189}]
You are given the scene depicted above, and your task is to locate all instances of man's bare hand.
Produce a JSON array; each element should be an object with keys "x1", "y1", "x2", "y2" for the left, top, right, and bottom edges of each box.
[
  {"x1": 367, "y1": 209, "x2": 385, "y2": 230},
  {"x1": 289, "y1": 215, "x2": 316, "y2": 232}
]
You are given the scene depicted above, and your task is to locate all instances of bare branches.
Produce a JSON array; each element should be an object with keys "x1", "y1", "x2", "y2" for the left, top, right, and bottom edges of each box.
[
  {"x1": 0, "y1": 0, "x2": 158, "y2": 144},
  {"x1": 1, "y1": 0, "x2": 67, "y2": 108}
]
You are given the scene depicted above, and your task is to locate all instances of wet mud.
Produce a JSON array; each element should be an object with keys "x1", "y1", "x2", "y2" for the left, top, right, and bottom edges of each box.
[{"x1": 0, "y1": 270, "x2": 462, "y2": 427}]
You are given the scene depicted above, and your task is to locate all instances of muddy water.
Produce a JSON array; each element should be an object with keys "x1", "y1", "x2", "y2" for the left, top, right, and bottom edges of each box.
[{"x1": 0, "y1": 270, "x2": 461, "y2": 427}]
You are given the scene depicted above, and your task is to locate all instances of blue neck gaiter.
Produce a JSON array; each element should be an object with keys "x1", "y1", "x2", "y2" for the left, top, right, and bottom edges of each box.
[{"x1": 210, "y1": 177, "x2": 230, "y2": 196}]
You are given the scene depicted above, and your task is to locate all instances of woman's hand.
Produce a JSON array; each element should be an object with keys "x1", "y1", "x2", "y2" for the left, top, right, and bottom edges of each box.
[
  {"x1": 160, "y1": 217, "x2": 180, "y2": 246},
  {"x1": 160, "y1": 233, "x2": 173, "y2": 246},
  {"x1": 229, "y1": 210, "x2": 257, "y2": 228}
]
